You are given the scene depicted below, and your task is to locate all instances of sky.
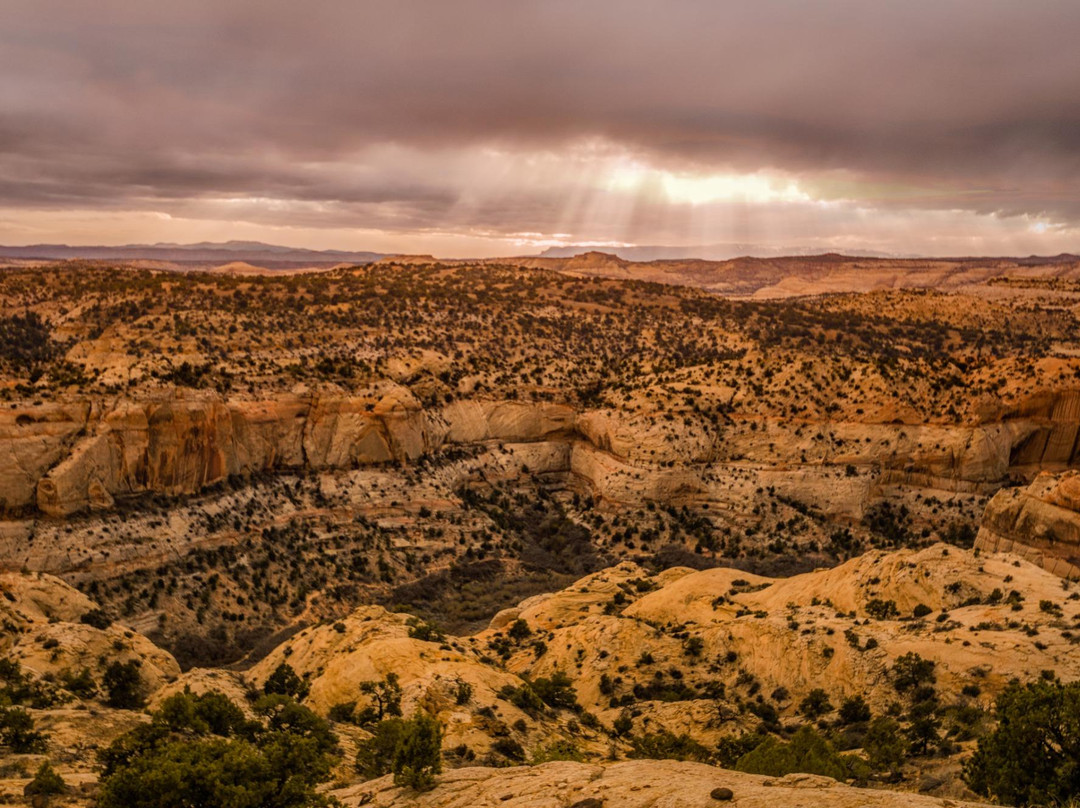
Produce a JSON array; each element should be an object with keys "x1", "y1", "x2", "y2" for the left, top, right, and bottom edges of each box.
[{"x1": 2, "y1": 1, "x2": 1080, "y2": 258}]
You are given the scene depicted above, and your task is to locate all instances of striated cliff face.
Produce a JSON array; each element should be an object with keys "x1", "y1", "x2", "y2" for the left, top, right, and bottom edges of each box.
[
  {"x1": 8, "y1": 388, "x2": 658, "y2": 517},
  {"x1": 1000, "y1": 390, "x2": 1080, "y2": 472},
  {"x1": 976, "y1": 471, "x2": 1080, "y2": 579},
  {"x1": 0, "y1": 400, "x2": 92, "y2": 513},
  {"x1": 36, "y1": 394, "x2": 309, "y2": 516},
  {"x1": 5, "y1": 386, "x2": 1080, "y2": 518},
  {"x1": 30, "y1": 384, "x2": 449, "y2": 516}
]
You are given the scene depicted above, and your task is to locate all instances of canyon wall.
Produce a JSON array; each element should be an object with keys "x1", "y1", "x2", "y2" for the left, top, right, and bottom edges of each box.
[{"x1": 3, "y1": 386, "x2": 1080, "y2": 518}]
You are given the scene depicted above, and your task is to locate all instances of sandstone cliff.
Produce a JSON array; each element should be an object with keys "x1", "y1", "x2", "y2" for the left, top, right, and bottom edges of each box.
[
  {"x1": 4, "y1": 385, "x2": 1080, "y2": 520},
  {"x1": 23, "y1": 390, "x2": 581, "y2": 517},
  {"x1": 976, "y1": 470, "x2": 1080, "y2": 579}
]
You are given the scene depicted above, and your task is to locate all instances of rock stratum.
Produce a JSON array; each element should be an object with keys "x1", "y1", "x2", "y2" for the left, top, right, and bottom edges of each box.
[
  {"x1": 5, "y1": 386, "x2": 1080, "y2": 520},
  {"x1": 977, "y1": 470, "x2": 1080, "y2": 579}
]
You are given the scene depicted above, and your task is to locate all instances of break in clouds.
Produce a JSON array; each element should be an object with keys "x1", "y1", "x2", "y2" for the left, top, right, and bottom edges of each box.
[{"x1": 2, "y1": 0, "x2": 1080, "y2": 255}]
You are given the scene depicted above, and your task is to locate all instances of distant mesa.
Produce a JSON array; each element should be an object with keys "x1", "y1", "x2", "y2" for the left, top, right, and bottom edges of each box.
[
  {"x1": 535, "y1": 243, "x2": 904, "y2": 261},
  {"x1": 0, "y1": 240, "x2": 386, "y2": 269},
  {"x1": 375, "y1": 254, "x2": 439, "y2": 264}
]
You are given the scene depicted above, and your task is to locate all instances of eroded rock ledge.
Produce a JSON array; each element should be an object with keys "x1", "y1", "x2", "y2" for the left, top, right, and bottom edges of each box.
[
  {"x1": 4, "y1": 385, "x2": 1080, "y2": 518},
  {"x1": 977, "y1": 470, "x2": 1080, "y2": 579}
]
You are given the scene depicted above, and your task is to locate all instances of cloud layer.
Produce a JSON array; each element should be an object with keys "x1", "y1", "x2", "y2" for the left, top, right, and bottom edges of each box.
[{"x1": 2, "y1": 1, "x2": 1079, "y2": 255}]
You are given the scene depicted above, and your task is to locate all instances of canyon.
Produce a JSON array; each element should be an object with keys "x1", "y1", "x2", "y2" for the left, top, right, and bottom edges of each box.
[{"x1": 3, "y1": 256, "x2": 1080, "y2": 806}]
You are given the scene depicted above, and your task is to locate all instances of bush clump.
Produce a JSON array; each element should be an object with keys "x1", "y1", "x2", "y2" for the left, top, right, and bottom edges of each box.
[
  {"x1": 735, "y1": 725, "x2": 863, "y2": 781},
  {"x1": 356, "y1": 713, "x2": 442, "y2": 792},
  {"x1": 97, "y1": 690, "x2": 340, "y2": 808},
  {"x1": 964, "y1": 679, "x2": 1080, "y2": 807}
]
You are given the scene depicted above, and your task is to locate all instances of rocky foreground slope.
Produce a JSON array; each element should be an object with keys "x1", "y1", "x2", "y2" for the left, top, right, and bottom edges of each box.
[
  {"x1": 1, "y1": 540, "x2": 1072, "y2": 804},
  {"x1": 334, "y1": 760, "x2": 989, "y2": 808},
  {"x1": 241, "y1": 542, "x2": 1080, "y2": 760}
]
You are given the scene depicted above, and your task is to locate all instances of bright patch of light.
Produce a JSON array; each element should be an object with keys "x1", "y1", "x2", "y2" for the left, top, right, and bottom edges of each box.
[{"x1": 607, "y1": 162, "x2": 811, "y2": 205}]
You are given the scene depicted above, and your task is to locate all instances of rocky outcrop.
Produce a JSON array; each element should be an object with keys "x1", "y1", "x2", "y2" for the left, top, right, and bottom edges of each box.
[
  {"x1": 246, "y1": 605, "x2": 591, "y2": 758},
  {"x1": 0, "y1": 571, "x2": 180, "y2": 694},
  {"x1": 334, "y1": 759, "x2": 988, "y2": 808},
  {"x1": 243, "y1": 544, "x2": 1079, "y2": 760},
  {"x1": 577, "y1": 409, "x2": 718, "y2": 464},
  {"x1": 37, "y1": 393, "x2": 309, "y2": 516},
  {"x1": 484, "y1": 544, "x2": 1080, "y2": 734},
  {"x1": 1000, "y1": 390, "x2": 1080, "y2": 472},
  {"x1": 570, "y1": 442, "x2": 708, "y2": 502},
  {"x1": 442, "y1": 399, "x2": 576, "y2": 444},
  {"x1": 33, "y1": 386, "x2": 458, "y2": 516},
  {"x1": 305, "y1": 388, "x2": 436, "y2": 468},
  {"x1": 976, "y1": 471, "x2": 1080, "y2": 579},
  {"x1": 0, "y1": 400, "x2": 91, "y2": 514}
]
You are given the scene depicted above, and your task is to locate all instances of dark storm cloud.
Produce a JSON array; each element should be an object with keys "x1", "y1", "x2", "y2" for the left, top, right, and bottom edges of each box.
[{"x1": 2, "y1": 0, "x2": 1080, "y2": 240}]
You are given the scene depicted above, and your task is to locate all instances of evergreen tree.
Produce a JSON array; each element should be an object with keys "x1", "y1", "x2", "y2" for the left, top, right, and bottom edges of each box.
[{"x1": 964, "y1": 679, "x2": 1080, "y2": 807}]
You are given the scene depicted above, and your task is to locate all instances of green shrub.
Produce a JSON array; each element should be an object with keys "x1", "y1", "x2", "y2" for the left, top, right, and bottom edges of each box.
[
  {"x1": 103, "y1": 660, "x2": 146, "y2": 709},
  {"x1": 490, "y1": 737, "x2": 526, "y2": 762},
  {"x1": 356, "y1": 718, "x2": 408, "y2": 780},
  {"x1": 263, "y1": 662, "x2": 310, "y2": 701},
  {"x1": 454, "y1": 680, "x2": 473, "y2": 706},
  {"x1": 97, "y1": 691, "x2": 339, "y2": 808},
  {"x1": 715, "y1": 733, "x2": 767, "y2": 768},
  {"x1": 507, "y1": 619, "x2": 532, "y2": 641},
  {"x1": 80, "y1": 608, "x2": 113, "y2": 629},
  {"x1": 499, "y1": 682, "x2": 544, "y2": 715},
  {"x1": 0, "y1": 706, "x2": 47, "y2": 753},
  {"x1": 866, "y1": 599, "x2": 899, "y2": 620},
  {"x1": 891, "y1": 653, "x2": 935, "y2": 694},
  {"x1": 531, "y1": 739, "x2": 583, "y2": 763},
  {"x1": 328, "y1": 702, "x2": 356, "y2": 723},
  {"x1": 838, "y1": 695, "x2": 871, "y2": 725},
  {"x1": 865, "y1": 716, "x2": 906, "y2": 774},
  {"x1": 407, "y1": 617, "x2": 445, "y2": 643},
  {"x1": 799, "y1": 688, "x2": 833, "y2": 719},
  {"x1": 25, "y1": 761, "x2": 66, "y2": 796},
  {"x1": 61, "y1": 667, "x2": 98, "y2": 699},
  {"x1": 530, "y1": 671, "x2": 578, "y2": 711},
  {"x1": 735, "y1": 725, "x2": 856, "y2": 780},
  {"x1": 392, "y1": 714, "x2": 442, "y2": 791},
  {"x1": 964, "y1": 679, "x2": 1080, "y2": 807},
  {"x1": 629, "y1": 731, "x2": 711, "y2": 763},
  {"x1": 356, "y1": 714, "x2": 442, "y2": 792},
  {"x1": 357, "y1": 674, "x2": 403, "y2": 725}
]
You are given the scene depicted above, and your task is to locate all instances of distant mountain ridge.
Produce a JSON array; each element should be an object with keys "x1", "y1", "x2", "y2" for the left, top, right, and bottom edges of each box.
[
  {"x1": 0, "y1": 240, "x2": 385, "y2": 265},
  {"x1": 534, "y1": 243, "x2": 908, "y2": 261}
]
